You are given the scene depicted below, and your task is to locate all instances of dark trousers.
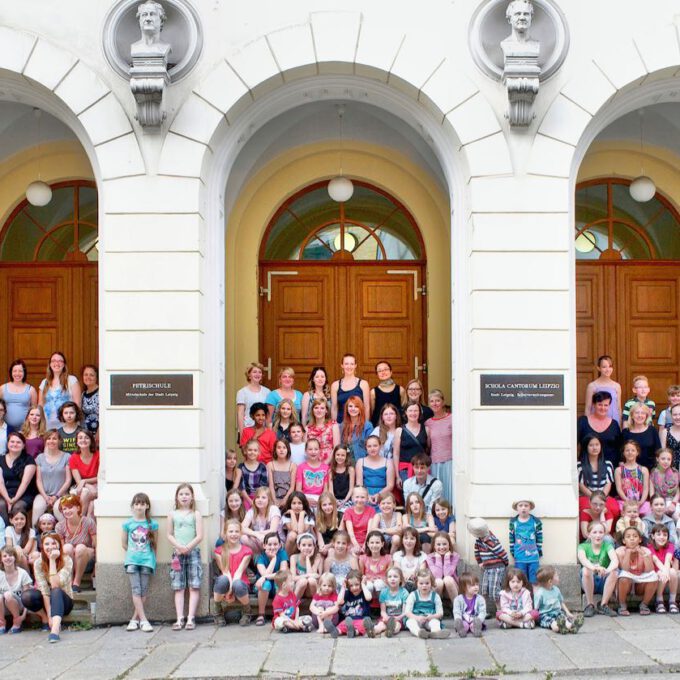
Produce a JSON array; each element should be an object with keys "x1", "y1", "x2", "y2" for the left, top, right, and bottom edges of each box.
[{"x1": 22, "y1": 587, "x2": 74, "y2": 618}]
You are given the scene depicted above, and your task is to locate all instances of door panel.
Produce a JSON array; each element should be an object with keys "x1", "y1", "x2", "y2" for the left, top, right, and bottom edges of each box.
[
  {"x1": 260, "y1": 263, "x2": 427, "y2": 392},
  {"x1": 0, "y1": 265, "x2": 98, "y2": 382},
  {"x1": 576, "y1": 263, "x2": 680, "y2": 415}
]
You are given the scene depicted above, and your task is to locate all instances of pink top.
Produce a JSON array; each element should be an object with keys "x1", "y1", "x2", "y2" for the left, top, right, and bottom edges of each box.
[
  {"x1": 649, "y1": 543, "x2": 675, "y2": 571},
  {"x1": 359, "y1": 553, "x2": 391, "y2": 581},
  {"x1": 296, "y1": 462, "x2": 330, "y2": 496},
  {"x1": 424, "y1": 551, "x2": 459, "y2": 579},
  {"x1": 343, "y1": 506, "x2": 376, "y2": 546},
  {"x1": 306, "y1": 421, "x2": 336, "y2": 464},
  {"x1": 498, "y1": 588, "x2": 533, "y2": 616},
  {"x1": 426, "y1": 414, "x2": 452, "y2": 464}
]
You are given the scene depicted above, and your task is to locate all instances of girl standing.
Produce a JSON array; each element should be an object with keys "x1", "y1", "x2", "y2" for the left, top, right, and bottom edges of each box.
[
  {"x1": 650, "y1": 448, "x2": 680, "y2": 519},
  {"x1": 0, "y1": 545, "x2": 33, "y2": 633},
  {"x1": 393, "y1": 527, "x2": 426, "y2": 591},
  {"x1": 0, "y1": 432, "x2": 37, "y2": 524},
  {"x1": 425, "y1": 531, "x2": 459, "y2": 604},
  {"x1": 660, "y1": 403, "x2": 680, "y2": 469},
  {"x1": 56, "y1": 401, "x2": 81, "y2": 454},
  {"x1": 343, "y1": 486, "x2": 376, "y2": 555},
  {"x1": 323, "y1": 530, "x2": 358, "y2": 592},
  {"x1": 225, "y1": 448, "x2": 242, "y2": 493},
  {"x1": 80, "y1": 365, "x2": 100, "y2": 439},
  {"x1": 69, "y1": 429, "x2": 99, "y2": 516},
  {"x1": 340, "y1": 396, "x2": 373, "y2": 461},
  {"x1": 295, "y1": 438, "x2": 330, "y2": 509},
  {"x1": 280, "y1": 491, "x2": 314, "y2": 555},
  {"x1": 167, "y1": 483, "x2": 204, "y2": 630},
  {"x1": 306, "y1": 398, "x2": 339, "y2": 464},
  {"x1": 39, "y1": 352, "x2": 81, "y2": 431},
  {"x1": 239, "y1": 440, "x2": 269, "y2": 504},
  {"x1": 213, "y1": 519, "x2": 252, "y2": 626},
  {"x1": 33, "y1": 430, "x2": 71, "y2": 522},
  {"x1": 122, "y1": 492, "x2": 158, "y2": 632},
  {"x1": 395, "y1": 403, "x2": 429, "y2": 485},
  {"x1": 426, "y1": 389, "x2": 453, "y2": 503},
  {"x1": 315, "y1": 492, "x2": 340, "y2": 556},
  {"x1": 369, "y1": 491, "x2": 402, "y2": 553},
  {"x1": 648, "y1": 523, "x2": 679, "y2": 614},
  {"x1": 496, "y1": 568, "x2": 536, "y2": 629},
  {"x1": 356, "y1": 435, "x2": 394, "y2": 506},
  {"x1": 236, "y1": 362, "x2": 271, "y2": 434},
  {"x1": 272, "y1": 398, "x2": 299, "y2": 443},
  {"x1": 0, "y1": 359, "x2": 37, "y2": 430},
  {"x1": 21, "y1": 532, "x2": 73, "y2": 642},
  {"x1": 331, "y1": 354, "x2": 370, "y2": 425},
  {"x1": 301, "y1": 367, "x2": 331, "y2": 425},
  {"x1": 403, "y1": 492, "x2": 435, "y2": 554},
  {"x1": 360, "y1": 530, "x2": 391, "y2": 597},
  {"x1": 5, "y1": 503, "x2": 35, "y2": 570},
  {"x1": 21, "y1": 405, "x2": 47, "y2": 460},
  {"x1": 266, "y1": 367, "x2": 303, "y2": 422},
  {"x1": 614, "y1": 440, "x2": 650, "y2": 514},
  {"x1": 371, "y1": 403, "x2": 402, "y2": 461},
  {"x1": 329, "y1": 445, "x2": 354, "y2": 510},
  {"x1": 55, "y1": 494, "x2": 96, "y2": 592},
  {"x1": 239, "y1": 403, "x2": 277, "y2": 465},
  {"x1": 369, "y1": 362, "x2": 405, "y2": 427},
  {"x1": 267, "y1": 439, "x2": 297, "y2": 509},
  {"x1": 241, "y1": 486, "x2": 281, "y2": 554},
  {"x1": 291, "y1": 532, "x2": 322, "y2": 598},
  {"x1": 584, "y1": 355, "x2": 622, "y2": 424},
  {"x1": 404, "y1": 568, "x2": 449, "y2": 638}
]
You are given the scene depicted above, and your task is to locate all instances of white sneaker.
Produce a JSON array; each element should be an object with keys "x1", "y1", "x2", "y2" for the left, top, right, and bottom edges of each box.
[
  {"x1": 126, "y1": 620, "x2": 139, "y2": 631},
  {"x1": 140, "y1": 620, "x2": 154, "y2": 633}
]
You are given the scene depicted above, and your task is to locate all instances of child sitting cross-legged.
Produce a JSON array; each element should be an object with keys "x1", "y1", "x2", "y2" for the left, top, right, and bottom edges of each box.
[
  {"x1": 496, "y1": 567, "x2": 537, "y2": 629},
  {"x1": 534, "y1": 566, "x2": 583, "y2": 633},
  {"x1": 405, "y1": 568, "x2": 450, "y2": 639},
  {"x1": 373, "y1": 565, "x2": 409, "y2": 637},
  {"x1": 322, "y1": 569, "x2": 373, "y2": 638},
  {"x1": 453, "y1": 572, "x2": 486, "y2": 638},
  {"x1": 271, "y1": 570, "x2": 314, "y2": 633}
]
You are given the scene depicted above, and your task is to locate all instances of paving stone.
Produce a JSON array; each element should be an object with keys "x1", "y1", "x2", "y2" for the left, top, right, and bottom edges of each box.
[
  {"x1": 171, "y1": 641, "x2": 272, "y2": 677},
  {"x1": 212, "y1": 623, "x2": 276, "y2": 643},
  {"x1": 618, "y1": 628, "x2": 680, "y2": 665},
  {"x1": 552, "y1": 629, "x2": 658, "y2": 670},
  {"x1": 434, "y1": 635, "x2": 498, "y2": 674},
  {"x1": 332, "y1": 637, "x2": 430, "y2": 676},
  {"x1": 614, "y1": 612, "x2": 680, "y2": 630},
  {"x1": 152, "y1": 622, "x2": 216, "y2": 645},
  {"x1": 576, "y1": 614, "x2": 623, "y2": 631},
  {"x1": 127, "y1": 642, "x2": 197, "y2": 679},
  {"x1": 1, "y1": 643, "x2": 84, "y2": 680},
  {"x1": 263, "y1": 635, "x2": 334, "y2": 675},
  {"x1": 56, "y1": 646, "x2": 147, "y2": 680},
  {"x1": 483, "y1": 628, "x2": 576, "y2": 672}
]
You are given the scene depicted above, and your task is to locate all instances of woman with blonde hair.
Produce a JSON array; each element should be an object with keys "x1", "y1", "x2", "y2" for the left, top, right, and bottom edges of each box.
[
  {"x1": 266, "y1": 367, "x2": 303, "y2": 422},
  {"x1": 21, "y1": 405, "x2": 47, "y2": 459},
  {"x1": 38, "y1": 352, "x2": 81, "y2": 430},
  {"x1": 236, "y1": 362, "x2": 271, "y2": 435}
]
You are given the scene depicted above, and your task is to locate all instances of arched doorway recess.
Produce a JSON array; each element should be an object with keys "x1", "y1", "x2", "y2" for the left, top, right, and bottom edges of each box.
[{"x1": 259, "y1": 180, "x2": 427, "y2": 389}]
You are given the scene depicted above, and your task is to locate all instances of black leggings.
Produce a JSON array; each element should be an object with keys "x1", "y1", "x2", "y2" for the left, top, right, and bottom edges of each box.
[{"x1": 22, "y1": 587, "x2": 73, "y2": 618}]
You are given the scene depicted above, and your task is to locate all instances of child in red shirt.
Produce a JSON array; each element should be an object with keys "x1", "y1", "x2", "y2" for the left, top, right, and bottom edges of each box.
[
  {"x1": 343, "y1": 486, "x2": 376, "y2": 555},
  {"x1": 271, "y1": 571, "x2": 313, "y2": 632},
  {"x1": 648, "y1": 523, "x2": 679, "y2": 614}
]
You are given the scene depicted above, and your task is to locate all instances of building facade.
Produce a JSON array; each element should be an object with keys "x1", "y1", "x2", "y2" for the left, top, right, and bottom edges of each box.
[{"x1": 1, "y1": 0, "x2": 680, "y2": 621}]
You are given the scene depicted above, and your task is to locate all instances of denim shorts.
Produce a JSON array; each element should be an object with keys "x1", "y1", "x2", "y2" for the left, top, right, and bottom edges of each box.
[{"x1": 169, "y1": 548, "x2": 203, "y2": 590}]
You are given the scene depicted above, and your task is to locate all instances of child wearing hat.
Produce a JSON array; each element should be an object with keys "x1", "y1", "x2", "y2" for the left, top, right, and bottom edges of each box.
[
  {"x1": 509, "y1": 500, "x2": 543, "y2": 584},
  {"x1": 468, "y1": 517, "x2": 508, "y2": 606}
]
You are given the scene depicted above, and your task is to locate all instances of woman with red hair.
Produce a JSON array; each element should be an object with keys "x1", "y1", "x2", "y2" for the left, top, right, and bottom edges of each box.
[
  {"x1": 340, "y1": 396, "x2": 373, "y2": 461},
  {"x1": 21, "y1": 531, "x2": 73, "y2": 642},
  {"x1": 55, "y1": 494, "x2": 96, "y2": 593}
]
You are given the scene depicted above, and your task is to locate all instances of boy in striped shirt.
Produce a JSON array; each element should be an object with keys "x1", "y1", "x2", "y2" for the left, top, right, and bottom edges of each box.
[{"x1": 468, "y1": 517, "x2": 509, "y2": 607}]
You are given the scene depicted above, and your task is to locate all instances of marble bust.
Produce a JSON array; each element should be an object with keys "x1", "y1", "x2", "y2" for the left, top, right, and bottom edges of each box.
[{"x1": 131, "y1": 1, "x2": 171, "y2": 60}]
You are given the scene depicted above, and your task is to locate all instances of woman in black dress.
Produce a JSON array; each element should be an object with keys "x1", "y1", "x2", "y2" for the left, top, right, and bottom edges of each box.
[{"x1": 577, "y1": 391, "x2": 622, "y2": 468}]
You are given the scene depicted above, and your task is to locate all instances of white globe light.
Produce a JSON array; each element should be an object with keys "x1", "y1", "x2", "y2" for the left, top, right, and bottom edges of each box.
[
  {"x1": 629, "y1": 176, "x2": 656, "y2": 203},
  {"x1": 328, "y1": 176, "x2": 354, "y2": 202},
  {"x1": 26, "y1": 180, "x2": 52, "y2": 207}
]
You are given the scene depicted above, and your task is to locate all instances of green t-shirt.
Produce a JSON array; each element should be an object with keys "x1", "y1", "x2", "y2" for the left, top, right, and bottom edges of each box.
[{"x1": 578, "y1": 541, "x2": 611, "y2": 569}]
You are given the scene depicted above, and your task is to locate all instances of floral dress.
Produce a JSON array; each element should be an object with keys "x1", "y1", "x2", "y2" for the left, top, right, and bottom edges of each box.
[{"x1": 618, "y1": 464, "x2": 645, "y2": 502}]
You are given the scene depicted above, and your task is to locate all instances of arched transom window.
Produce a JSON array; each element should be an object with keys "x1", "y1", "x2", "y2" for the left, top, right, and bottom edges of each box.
[
  {"x1": 261, "y1": 181, "x2": 424, "y2": 261},
  {"x1": 0, "y1": 180, "x2": 98, "y2": 262},
  {"x1": 575, "y1": 178, "x2": 680, "y2": 260}
]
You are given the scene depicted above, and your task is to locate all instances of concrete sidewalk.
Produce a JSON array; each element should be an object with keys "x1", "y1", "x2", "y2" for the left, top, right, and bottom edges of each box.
[{"x1": 1, "y1": 613, "x2": 678, "y2": 679}]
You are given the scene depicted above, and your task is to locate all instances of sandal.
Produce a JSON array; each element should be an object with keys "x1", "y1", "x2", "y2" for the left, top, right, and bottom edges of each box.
[
  {"x1": 670, "y1": 602, "x2": 679, "y2": 614},
  {"x1": 255, "y1": 615, "x2": 266, "y2": 626},
  {"x1": 184, "y1": 618, "x2": 196, "y2": 630},
  {"x1": 656, "y1": 601, "x2": 667, "y2": 614},
  {"x1": 618, "y1": 606, "x2": 630, "y2": 617},
  {"x1": 172, "y1": 618, "x2": 185, "y2": 631},
  {"x1": 640, "y1": 603, "x2": 652, "y2": 616}
]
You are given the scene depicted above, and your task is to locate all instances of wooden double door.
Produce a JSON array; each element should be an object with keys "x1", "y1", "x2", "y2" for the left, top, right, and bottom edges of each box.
[
  {"x1": 259, "y1": 263, "x2": 427, "y2": 390},
  {"x1": 0, "y1": 264, "x2": 98, "y2": 382},
  {"x1": 576, "y1": 262, "x2": 680, "y2": 413}
]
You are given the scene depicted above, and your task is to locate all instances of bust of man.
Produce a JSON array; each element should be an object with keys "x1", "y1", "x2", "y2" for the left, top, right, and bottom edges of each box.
[
  {"x1": 131, "y1": 0, "x2": 171, "y2": 60},
  {"x1": 501, "y1": 0, "x2": 539, "y2": 60}
]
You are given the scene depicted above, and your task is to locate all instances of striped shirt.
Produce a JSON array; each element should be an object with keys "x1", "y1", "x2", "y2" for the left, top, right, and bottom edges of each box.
[{"x1": 473, "y1": 532, "x2": 509, "y2": 568}]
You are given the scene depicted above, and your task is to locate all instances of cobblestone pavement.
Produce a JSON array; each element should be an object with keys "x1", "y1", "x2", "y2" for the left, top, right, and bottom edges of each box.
[{"x1": 1, "y1": 614, "x2": 679, "y2": 679}]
